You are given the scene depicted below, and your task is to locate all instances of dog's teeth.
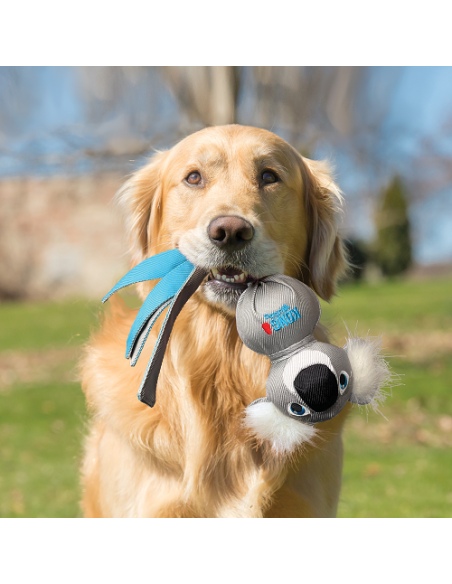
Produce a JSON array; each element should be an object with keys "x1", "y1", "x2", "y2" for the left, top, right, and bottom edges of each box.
[{"x1": 212, "y1": 269, "x2": 250, "y2": 284}]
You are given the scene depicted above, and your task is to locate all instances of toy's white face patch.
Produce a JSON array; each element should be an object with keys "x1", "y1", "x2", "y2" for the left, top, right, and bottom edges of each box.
[
  {"x1": 283, "y1": 350, "x2": 337, "y2": 395},
  {"x1": 244, "y1": 399, "x2": 317, "y2": 454}
]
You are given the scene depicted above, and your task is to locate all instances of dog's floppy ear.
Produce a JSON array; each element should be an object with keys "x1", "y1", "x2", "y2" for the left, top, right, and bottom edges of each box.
[
  {"x1": 117, "y1": 150, "x2": 169, "y2": 265},
  {"x1": 300, "y1": 157, "x2": 348, "y2": 301}
]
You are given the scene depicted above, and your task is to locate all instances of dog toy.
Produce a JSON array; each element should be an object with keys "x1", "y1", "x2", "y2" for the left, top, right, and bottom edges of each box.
[
  {"x1": 236, "y1": 274, "x2": 391, "y2": 452},
  {"x1": 103, "y1": 250, "x2": 391, "y2": 453}
]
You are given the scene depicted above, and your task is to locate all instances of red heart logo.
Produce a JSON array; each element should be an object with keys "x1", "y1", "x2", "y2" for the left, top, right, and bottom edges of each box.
[{"x1": 262, "y1": 323, "x2": 272, "y2": 335}]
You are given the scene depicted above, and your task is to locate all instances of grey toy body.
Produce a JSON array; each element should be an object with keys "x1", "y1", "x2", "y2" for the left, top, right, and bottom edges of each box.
[{"x1": 236, "y1": 275, "x2": 391, "y2": 452}]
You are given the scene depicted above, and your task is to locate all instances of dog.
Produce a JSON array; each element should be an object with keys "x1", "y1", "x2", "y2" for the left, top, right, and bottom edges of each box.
[{"x1": 80, "y1": 124, "x2": 349, "y2": 517}]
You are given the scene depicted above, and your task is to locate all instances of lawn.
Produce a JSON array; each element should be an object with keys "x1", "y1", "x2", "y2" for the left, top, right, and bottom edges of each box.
[
  {"x1": 0, "y1": 277, "x2": 451, "y2": 517},
  {"x1": 0, "y1": 299, "x2": 98, "y2": 518},
  {"x1": 320, "y1": 276, "x2": 452, "y2": 517}
]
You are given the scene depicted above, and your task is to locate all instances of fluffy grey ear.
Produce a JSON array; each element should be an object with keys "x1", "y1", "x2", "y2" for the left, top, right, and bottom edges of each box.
[
  {"x1": 344, "y1": 336, "x2": 392, "y2": 408},
  {"x1": 244, "y1": 398, "x2": 317, "y2": 455}
]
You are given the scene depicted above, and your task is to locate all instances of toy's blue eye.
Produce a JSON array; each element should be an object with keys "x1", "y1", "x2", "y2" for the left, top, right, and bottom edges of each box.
[
  {"x1": 339, "y1": 371, "x2": 349, "y2": 392},
  {"x1": 290, "y1": 403, "x2": 307, "y2": 416}
]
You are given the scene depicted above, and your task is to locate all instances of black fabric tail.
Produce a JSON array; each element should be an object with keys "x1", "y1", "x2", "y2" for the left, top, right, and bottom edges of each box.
[{"x1": 138, "y1": 266, "x2": 208, "y2": 407}]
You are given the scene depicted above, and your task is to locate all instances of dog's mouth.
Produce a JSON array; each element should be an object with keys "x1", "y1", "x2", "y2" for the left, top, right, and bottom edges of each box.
[{"x1": 206, "y1": 266, "x2": 260, "y2": 290}]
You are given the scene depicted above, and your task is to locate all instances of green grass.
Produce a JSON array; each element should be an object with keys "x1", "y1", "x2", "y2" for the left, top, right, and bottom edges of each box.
[
  {"x1": 336, "y1": 360, "x2": 452, "y2": 517},
  {"x1": 321, "y1": 277, "x2": 452, "y2": 517},
  {"x1": 0, "y1": 381, "x2": 86, "y2": 518},
  {"x1": 0, "y1": 298, "x2": 94, "y2": 517},
  {"x1": 338, "y1": 440, "x2": 452, "y2": 518},
  {"x1": 390, "y1": 357, "x2": 452, "y2": 414},
  {"x1": 320, "y1": 276, "x2": 452, "y2": 334},
  {"x1": 0, "y1": 277, "x2": 451, "y2": 517},
  {"x1": 0, "y1": 299, "x2": 100, "y2": 352}
]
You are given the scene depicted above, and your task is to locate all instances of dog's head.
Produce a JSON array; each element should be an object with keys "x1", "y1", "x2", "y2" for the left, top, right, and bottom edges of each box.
[{"x1": 118, "y1": 125, "x2": 347, "y2": 312}]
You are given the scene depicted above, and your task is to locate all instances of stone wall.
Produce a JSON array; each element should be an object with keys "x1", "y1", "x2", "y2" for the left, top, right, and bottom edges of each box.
[{"x1": 0, "y1": 174, "x2": 130, "y2": 300}]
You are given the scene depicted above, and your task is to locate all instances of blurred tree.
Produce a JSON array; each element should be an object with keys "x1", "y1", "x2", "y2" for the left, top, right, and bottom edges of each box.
[
  {"x1": 162, "y1": 66, "x2": 366, "y2": 153},
  {"x1": 163, "y1": 66, "x2": 240, "y2": 127},
  {"x1": 375, "y1": 176, "x2": 412, "y2": 277}
]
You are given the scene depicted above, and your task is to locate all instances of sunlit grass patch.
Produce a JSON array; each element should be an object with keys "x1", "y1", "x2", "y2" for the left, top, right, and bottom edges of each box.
[
  {"x1": 338, "y1": 439, "x2": 452, "y2": 518},
  {"x1": 321, "y1": 277, "x2": 452, "y2": 334},
  {"x1": 0, "y1": 380, "x2": 86, "y2": 518},
  {"x1": 0, "y1": 299, "x2": 100, "y2": 352}
]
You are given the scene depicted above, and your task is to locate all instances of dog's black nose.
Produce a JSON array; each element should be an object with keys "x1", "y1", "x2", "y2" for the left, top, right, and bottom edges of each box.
[
  {"x1": 294, "y1": 364, "x2": 338, "y2": 412},
  {"x1": 208, "y1": 216, "x2": 254, "y2": 250}
]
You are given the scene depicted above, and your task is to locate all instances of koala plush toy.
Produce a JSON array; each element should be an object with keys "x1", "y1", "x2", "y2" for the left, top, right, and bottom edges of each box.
[{"x1": 236, "y1": 274, "x2": 391, "y2": 454}]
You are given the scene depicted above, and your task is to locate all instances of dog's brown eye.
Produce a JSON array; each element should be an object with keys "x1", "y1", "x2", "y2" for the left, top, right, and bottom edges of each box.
[
  {"x1": 186, "y1": 171, "x2": 202, "y2": 185},
  {"x1": 262, "y1": 170, "x2": 278, "y2": 185}
]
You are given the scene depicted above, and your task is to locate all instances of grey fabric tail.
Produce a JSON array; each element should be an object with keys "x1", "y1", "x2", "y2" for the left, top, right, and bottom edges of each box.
[{"x1": 138, "y1": 266, "x2": 208, "y2": 408}]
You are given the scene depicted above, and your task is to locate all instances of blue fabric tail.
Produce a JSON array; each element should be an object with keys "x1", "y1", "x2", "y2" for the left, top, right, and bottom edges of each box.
[
  {"x1": 102, "y1": 248, "x2": 187, "y2": 303},
  {"x1": 125, "y1": 260, "x2": 196, "y2": 358},
  {"x1": 101, "y1": 249, "x2": 208, "y2": 408}
]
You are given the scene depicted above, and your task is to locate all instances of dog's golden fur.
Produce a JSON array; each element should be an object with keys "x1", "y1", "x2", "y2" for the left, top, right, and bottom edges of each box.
[{"x1": 80, "y1": 125, "x2": 349, "y2": 517}]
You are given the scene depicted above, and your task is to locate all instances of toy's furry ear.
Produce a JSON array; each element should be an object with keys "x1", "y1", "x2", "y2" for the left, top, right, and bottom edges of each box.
[
  {"x1": 244, "y1": 398, "x2": 317, "y2": 455},
  {"x1": 344, "y1": 336, "x2": 392, "y2": 408}
]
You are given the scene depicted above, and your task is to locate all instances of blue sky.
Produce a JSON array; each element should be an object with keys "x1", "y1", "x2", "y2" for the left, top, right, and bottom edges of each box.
[
  {"x1": 383, "y1": 68, "x2": 452, "y2": 263},
  {"x1": 1, "y1": 66, "x2": 451, "y2": 265},
  {"x1": 324, "y1": 67, "x2": 452, "y2": 265}
]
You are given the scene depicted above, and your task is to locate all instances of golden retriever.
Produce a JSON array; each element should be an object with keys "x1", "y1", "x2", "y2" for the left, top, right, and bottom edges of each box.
[{"x1": 80, "y1": 124, "x2": 349, "y2": 518}]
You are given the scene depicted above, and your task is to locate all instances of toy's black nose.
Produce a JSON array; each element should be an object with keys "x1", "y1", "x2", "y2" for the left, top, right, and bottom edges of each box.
[{"x1": 294, "y1": 364, "x2": 338, "y2": 412}]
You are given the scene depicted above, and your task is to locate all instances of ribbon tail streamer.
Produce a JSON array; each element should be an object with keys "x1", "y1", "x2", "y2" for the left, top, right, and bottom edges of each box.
[
  {"x1": 129, "y1": 298, "x2": 173, "y2": 366},
  {"x1": 102, "y1": 248, "x2": 187, "y2": 303},
  {"x1": 138, "y1": 266, "x2": 208, "y2": 408},
  {"x1": 126, "y1": 261, "x2": 196, "y2": 358}
]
